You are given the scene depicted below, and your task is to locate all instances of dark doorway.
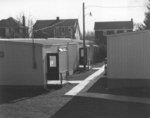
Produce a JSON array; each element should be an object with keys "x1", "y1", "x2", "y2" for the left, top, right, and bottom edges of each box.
[
  {"x1": 46, "y1": 53, "x2": 59, "y2": 80},
  {"x1": 79, "y1": 48, "x2": 87, "y2": 65}
]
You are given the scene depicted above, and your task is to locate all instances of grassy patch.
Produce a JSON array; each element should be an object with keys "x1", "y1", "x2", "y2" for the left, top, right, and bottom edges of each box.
[
  {"x1": 0, "y1": 84, "x2": 75, "y2": 118},
  {"x1": 67, "y1": 69, "x2": 96, "y2": 81},
  {"x1": 88, "y1": 77, "x2": 150, "y2": 98},
  {"x1": 67, "y1": 62, "x2": 104, "y2": 81}
]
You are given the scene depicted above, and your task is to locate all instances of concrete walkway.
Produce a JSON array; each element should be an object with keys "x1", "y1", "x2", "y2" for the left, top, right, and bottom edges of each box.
[
  {"x1": 65, "y1": 65, "x2": 150, "y2": 104},
  {"x1": 65, "y1": 66, "x2": 105, "y2": 96}
]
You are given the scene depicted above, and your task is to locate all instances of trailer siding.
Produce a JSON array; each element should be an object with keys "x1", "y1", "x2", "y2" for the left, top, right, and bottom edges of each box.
[{"x1": 107, "y1": 31, "x2": 150, "y2": 79}]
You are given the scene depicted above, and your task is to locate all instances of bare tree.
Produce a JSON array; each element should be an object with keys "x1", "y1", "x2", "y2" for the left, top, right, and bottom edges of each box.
[
  {"x1": 134, "y1": 23, "x2": 145, "y2": 31},
  {"x1": 85, "y1": 31, "x2": 95, "y2": 41},
  {"x1": 27, "y1": 16, "x2": 34, "y2": 38},
  {"x1": 144, "y1": 0, "x2": 150, "y2": 29},
  {"x1": 16, "y1": 13, "x2": 34, "y2": 38}
]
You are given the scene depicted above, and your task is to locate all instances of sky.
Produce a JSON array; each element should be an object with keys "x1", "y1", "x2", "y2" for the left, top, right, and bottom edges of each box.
[{"x1": 0, "y1": 0, "x2": 148, "y2": 31}]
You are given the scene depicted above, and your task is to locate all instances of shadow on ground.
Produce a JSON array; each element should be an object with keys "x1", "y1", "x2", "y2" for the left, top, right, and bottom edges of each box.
[
  {"x1": 0, "y1": 85, "x2": 62, "y2": 104},
  {"x1": 88, "y1": 77, "x2": 150, "y2": 98},
  {"x1": 51, "y1": 96, "x2": 150, "y2": 118}
]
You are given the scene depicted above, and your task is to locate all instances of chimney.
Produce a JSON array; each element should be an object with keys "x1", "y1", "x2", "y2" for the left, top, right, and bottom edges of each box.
[
  {"x1": 22, "y1": 15, "x2": 26, "y2": 38},
  {"x1": 131, "y1": 18, "x2": 133, "y2": 29},
  {"x1": 131, "y1": 18, "x2": 133, "y2": 23},
  {"x1": 22, "y1": 15, "x2": 26, "y2": 27},
  {"x1": 56, "y1": 17, "x2": 60, "y2": 21}
]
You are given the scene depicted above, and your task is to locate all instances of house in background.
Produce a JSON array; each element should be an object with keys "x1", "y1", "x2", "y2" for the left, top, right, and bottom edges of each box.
[
  {"x1": 94, "y1": 19, "x2": 133, "y2": 44},
  {"x1": 33, "y1": 17, "x2": 81, "y2": 39},
  {"x1": 0, "y1": 17, "x2": 28, "y2": 38}
]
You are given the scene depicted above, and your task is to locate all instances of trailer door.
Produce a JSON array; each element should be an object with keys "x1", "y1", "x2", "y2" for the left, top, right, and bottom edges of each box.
[{"x1": 46, "y1": 53, "x2": 59, "y2": 80}]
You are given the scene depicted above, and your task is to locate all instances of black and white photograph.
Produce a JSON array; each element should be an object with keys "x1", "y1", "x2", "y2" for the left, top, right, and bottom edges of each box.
[{"x1": 0, "y1": 0, "x2": 149, "y2": 118}]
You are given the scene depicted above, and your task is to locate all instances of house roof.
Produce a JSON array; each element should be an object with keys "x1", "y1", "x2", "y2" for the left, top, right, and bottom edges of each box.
[
  {"x1": 94, "y1": 20, "x2": 133, "y2": 30},
  {"x1": 33, "y1": 18, "x2": 78, "y2": 31},
  {"x1": 107, "y1": 29, "x2": 150, "y2": 38},
  {"x1": 0, "y1": 17, "x2": 24, "y2": 28}
]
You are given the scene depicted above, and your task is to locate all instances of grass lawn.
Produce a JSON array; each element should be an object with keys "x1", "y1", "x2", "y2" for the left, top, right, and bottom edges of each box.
[
  {"x1": 88, "y1": 77, "x2": 150, "y2": 98},
  {"x1": 0, "y1": 84, "x2": 75, "y2": 118},
  {"x1": 67, "y1": 69, "x2": 96, "y2": 81},
  {"x1": 51, "y1": 96, "x2": 150, "y2": 118},
  {"x1": 67, "y1": 62, "x2": 104, "y2": 81},
  {"x1": 0, "y1": 86, "x2": 51, "y2": 104}
]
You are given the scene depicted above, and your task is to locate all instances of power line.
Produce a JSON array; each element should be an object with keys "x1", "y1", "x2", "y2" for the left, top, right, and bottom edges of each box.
[
  {"x1": 86, "y1": 5, "x2": 146, "y2": 9},
  {"x1": 34, "y1": 20, "x2": 67, "y2": 32},
  {"x1": 33, "y1": 4, "x2": 146, "y2": 33}
]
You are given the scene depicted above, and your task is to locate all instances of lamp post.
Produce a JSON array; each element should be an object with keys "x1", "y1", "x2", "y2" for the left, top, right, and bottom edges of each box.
[{"x1": 83, "y1": 2, "x2": 86, "y2": 70}]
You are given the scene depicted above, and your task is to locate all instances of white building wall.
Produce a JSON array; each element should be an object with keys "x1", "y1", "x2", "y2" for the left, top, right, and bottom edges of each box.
[
  {"x1": 107, "y1": 30, "x2": 150, "y2": 79},
  {"x1": 59, "y1": 51, "x2": 68, "y2": 73},
  {"x1": 68, "y1": 44, "x2": 78, "y2": 75},
  {"x1": 0, "y1": 41, "x2": 44, "y2": 86},
  {"x1": 42, "y1": 43, "x2": 79, "y2": 79}
]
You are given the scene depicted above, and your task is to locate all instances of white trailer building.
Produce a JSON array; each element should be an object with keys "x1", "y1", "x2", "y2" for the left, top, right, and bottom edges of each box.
[
  {"x1": 0, "y1": 39, "x2": 79, "y2": 87},
  {"x1": 107, "y1": 30, "x2": 150, "y2": 88}
]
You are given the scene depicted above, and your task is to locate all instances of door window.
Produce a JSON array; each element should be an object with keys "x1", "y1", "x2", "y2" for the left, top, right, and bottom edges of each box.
[
  {"x1": 81, "y1": 49, "x2": 84, "y2": 57},
  {"x1": 49, "y1": 56, "x2": 56, "y2": 67}
]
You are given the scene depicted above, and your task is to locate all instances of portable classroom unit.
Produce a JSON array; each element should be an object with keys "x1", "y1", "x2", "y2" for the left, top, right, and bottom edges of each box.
[
  {"x1": 0, "y1": 39, "x2": 79, "y2": 87},
  {"x1": 0, "y1": 40, "x2": 44, "y2": 86},
  {"x1": 77, "y1": 40, "x2": 97, "y2": 65},
  {"x1": 107, "y1": 30, "x2": 150, "y2": 88}
]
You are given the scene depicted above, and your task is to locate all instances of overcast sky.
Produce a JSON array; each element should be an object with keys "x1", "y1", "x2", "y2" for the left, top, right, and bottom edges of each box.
[{"x1": 0, "y1": 0, "x2": 148, "y2": 31}]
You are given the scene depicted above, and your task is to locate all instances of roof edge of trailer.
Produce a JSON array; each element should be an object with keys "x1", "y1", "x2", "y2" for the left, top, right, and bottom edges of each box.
[
  {"x1": 0, "y1": 38, "x2": 93, "y2": 46},
  {"x1": 0, "y1": 40, "x2": 43, "y2": 47},
  {"x1": 0, "y1": 38, "x2": 76, "y2": 46},
  {"x1": 106, "y1": 30, "x2": 150, "y2": 38}
]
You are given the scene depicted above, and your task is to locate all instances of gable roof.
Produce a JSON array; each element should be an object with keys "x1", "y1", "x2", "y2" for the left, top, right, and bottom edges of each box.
[
  {"x1": 94, "y1": 20, "x2": 133, "y2": 30},
  {"x1": 33, "y1": 18, "x2": 78, "y2": 31},
  {"x1": 0, "y1": 17, "x2": 24, "y2": 28}
]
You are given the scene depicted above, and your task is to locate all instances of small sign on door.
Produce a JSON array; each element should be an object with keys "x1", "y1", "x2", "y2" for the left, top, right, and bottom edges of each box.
[
  {"x1": 81, "y1": 49, "x2": 84, "y2": 57},
  {"x1": 49, "y1": 56, "x2": 56, "y2": 67}
]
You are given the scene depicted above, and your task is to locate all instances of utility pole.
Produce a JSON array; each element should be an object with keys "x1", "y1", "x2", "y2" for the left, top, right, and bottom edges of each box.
[{"x1": 83, "y1": 2, "x2": 86, "y2": 70}]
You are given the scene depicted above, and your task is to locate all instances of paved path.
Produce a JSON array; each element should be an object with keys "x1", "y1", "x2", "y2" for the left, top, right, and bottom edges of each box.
[
  {"x1": 65, "y1": 66, "x2": 105, "y2": 96},
  {"x1": 65, "y1": 65, "x2": 150, "y2": 104},
  {"x1": 51, "y1": 65, "x2": 150, "y2": 118}
]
